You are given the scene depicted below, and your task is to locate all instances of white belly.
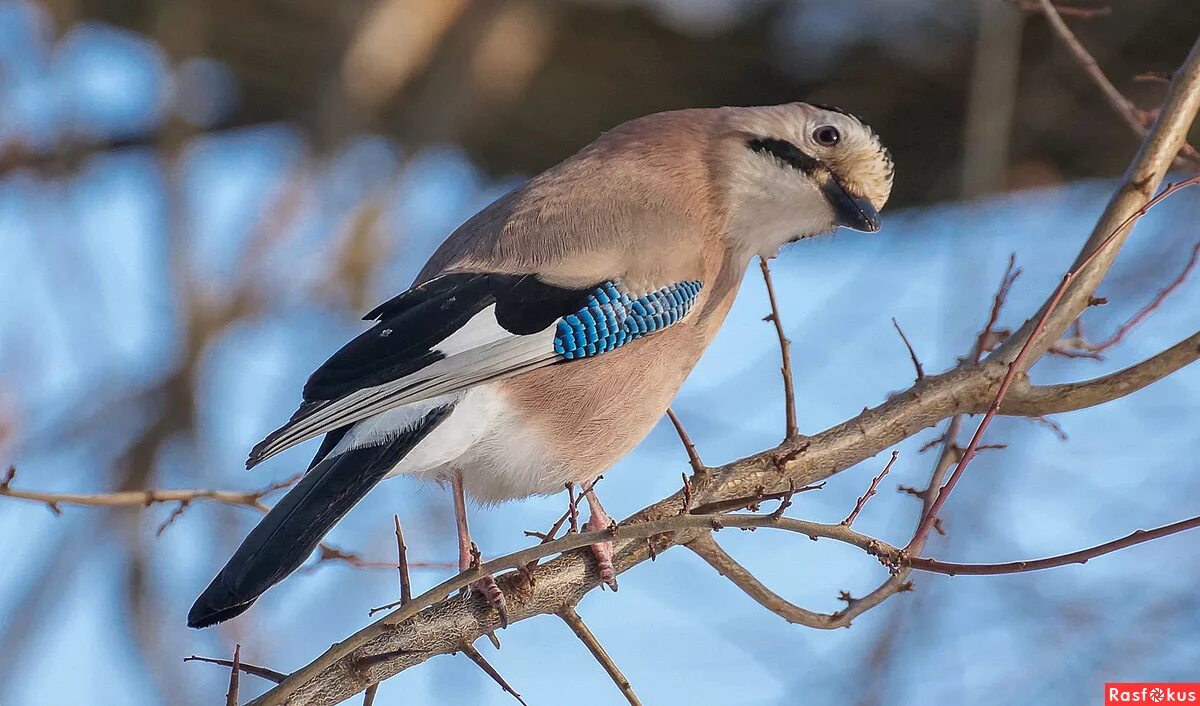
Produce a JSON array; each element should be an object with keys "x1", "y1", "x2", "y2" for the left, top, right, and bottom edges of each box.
[{"x1": 371, "y1": 385, "x2": 572, "y2": 504}]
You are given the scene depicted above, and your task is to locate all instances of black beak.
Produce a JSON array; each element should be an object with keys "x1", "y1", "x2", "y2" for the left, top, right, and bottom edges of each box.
[{"x1": 823, "y1": 175, "x2": 881, "y2": 233}]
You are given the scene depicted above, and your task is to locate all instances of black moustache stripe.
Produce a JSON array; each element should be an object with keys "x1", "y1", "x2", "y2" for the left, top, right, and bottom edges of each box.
[{"x1": 746, "y1": 137, "x2": 820, "y2": 176}]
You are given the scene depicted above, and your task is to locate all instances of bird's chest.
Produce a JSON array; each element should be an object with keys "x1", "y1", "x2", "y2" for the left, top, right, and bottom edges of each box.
[{"x1": 496, "y1": 321, "x2": 708, "y2": 476}]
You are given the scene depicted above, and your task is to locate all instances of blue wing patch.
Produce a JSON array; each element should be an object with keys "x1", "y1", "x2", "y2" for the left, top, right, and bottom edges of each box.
[{"x1": 553, "y1": 281, "x2": 703, "y2": 360}]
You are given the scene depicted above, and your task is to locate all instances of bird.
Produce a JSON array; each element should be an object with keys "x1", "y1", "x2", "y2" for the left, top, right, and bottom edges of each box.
[{"x1": 187, "y1": 102, "x2": 894, "y2": 629}]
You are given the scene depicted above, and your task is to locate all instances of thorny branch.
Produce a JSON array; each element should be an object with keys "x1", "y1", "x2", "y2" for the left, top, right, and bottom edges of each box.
[
  {"x1": 891, "y1": 319, "x2": 925, "y2": 381},
  {"x1": 909, "y1": 173, "x2": 1200, "y2": 550},
  {"x1": 842, "y1": 451, "x2": 899, "y2": 527},
  {"x1": 0, "y1": 466, "x2": 450, "y2": 573},
  {"x1": 237, "y1": 32, "x2": 1200, "y2": 706},
  {"x1": 759, "y1": 256, "x2": 800, "y2": 439},
  {"x1": 1084, "y1": 239, "x2": 1200, "y2": 354},
  {"x1": 183, "y1": 655, "x2": 287, "y2": 685}
]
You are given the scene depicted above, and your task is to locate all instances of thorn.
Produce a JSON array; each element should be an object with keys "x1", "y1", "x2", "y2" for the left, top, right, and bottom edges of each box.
[
  {"x1": 680, "y1": 473, "x2": 693, "y2": 515},
  {"x1": 769, "y1": 479, "x2": 796, "y2": 520},
  {"x1": 354, "y1": 647, "x2": 422, "y2": 672},
  {"x1": 567, "y1": 483, "x2": 579, "y2": 534},
  {"x1": 183, "y1": 655, "x2": 286, "y2": 684},
  {"x1": 225, "y1": 644, "x2": 241, "y2": 706},
  {"x1": 459, "y1": 641, "x2": 527, "y2": 705},
  {"x1": 842, "y1": 451, "x2": 899, "y2": 526},
  {"x1": 155, "y1": 500, "x2": 190, "y2": 536},
  {"x1": 393, "y1": 515, "x2": 412, "y2": 606},
  {"x1": 892, "y1": 318, "x2": 925, "y2": 381},
  {"x1": 558, "y1": 607, "x2": 643, "y2": 706}
]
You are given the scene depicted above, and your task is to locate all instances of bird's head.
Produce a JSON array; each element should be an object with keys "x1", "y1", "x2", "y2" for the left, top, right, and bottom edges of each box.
[{"x1": 718, "y1": 102, "x2": 894, "y2": 258}]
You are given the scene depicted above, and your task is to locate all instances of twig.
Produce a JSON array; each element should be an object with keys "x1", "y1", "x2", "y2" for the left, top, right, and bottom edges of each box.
[
  {"x1": 522, "y1": 478, "x2": 602, "y2": 545},
  {"x1": 567, "y1": 483, "x2": 579, "y2": 534},
  {"x1": 0, "y1": 468, "x2": 300, "y2": 518},
  {"x1": 759, "y1": 257, "x2": 799, "y2": 438},
  {"x1": 1001, "y1": 329, "x2": 1200, "y2": 415},
  {"x1": 688, "y1": 483, "x2": 824, "y2": 516},
  {"x1": 1093, "y1": 239, "x2": 1200, "y2": 351},
  {"x1": 558, "y1": 607, "x2": 642, "y2": 706},
  {"x1": 891, "y1": 319, "x2": 925, "y2": 381},
  {"x1": 973, "y1": 255, "x2": 1021, "y2": 362},
  {"x1": 690, "y1": 511, "x2": 1200, "y2": 578},
  {"x1": 457, "y1": 642, "x2": 528, "y2": 705},
  {"x1": 393, "y1": 515, "x2": 412, "y2": 606},
  {"x1": 904, "y1": 513, "x2": 1200, "y2": 575},
  {"x1": 312, "y1": 544, "x2": 451, "y2": 574},
  {"x1": 362, "y1": 685, "x2": 377, "y2": 706},
  {"x1": 184, "y1": 655, "x2": 287, "y2": 684},
  {"x1": 666, "y1": 408, "x2": 706, "y2": 474},
  {"x1": 909, "y1": 175, "x2": 1200, "y2": 551},
  {"x1": 226, "y1": 644, "x2": 242, "y2": 706},
  {"x1": 842, "y1": 451, "x2": 899, "y2": 526},
  {"x1": 687, "y1": 534, "x2": 908, "y2": 629},
  {"x1": 1033, "y1": 0, "x2": 1200, "y2": 166},
  {"x1": 0, "y1": 467, "x2": 449, "y2": 574}
]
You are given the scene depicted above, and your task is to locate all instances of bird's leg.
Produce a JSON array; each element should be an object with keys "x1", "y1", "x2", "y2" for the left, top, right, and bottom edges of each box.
[
  {"x1": 452, "y1": 472, "x2": 509, "y2": 627},
  {"x1": 583, "y1": 486, "x2": 619, "y2": 591}
]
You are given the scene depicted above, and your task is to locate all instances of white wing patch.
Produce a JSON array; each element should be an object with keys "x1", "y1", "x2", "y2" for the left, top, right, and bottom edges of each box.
[
  {"x1": 435, "y1": 304, "x2": 510, "y2": 356},
  {"x1": 331, "y1": 394, "x2": 461, "y2": 455},
  {"x1": 253, "y1": 326, "x2": 558, "y2": 463}
]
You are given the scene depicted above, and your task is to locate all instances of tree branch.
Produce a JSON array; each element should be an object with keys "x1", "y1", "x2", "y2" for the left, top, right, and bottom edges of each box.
[
  {"x1": 687, "y1": 534, "x2": 892, "y2": 629},
  {"x1": 1001, "y1": 329, "x2": 1200, "y2": 415},
  {"x1": 557, "y1": 607, "x2": 642, "y2": 706}
]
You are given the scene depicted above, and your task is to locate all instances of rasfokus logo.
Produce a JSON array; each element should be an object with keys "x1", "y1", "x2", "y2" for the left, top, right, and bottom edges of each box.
[{"x1": 1106, "y1": 684, "x2": 1200, "y2": 704}]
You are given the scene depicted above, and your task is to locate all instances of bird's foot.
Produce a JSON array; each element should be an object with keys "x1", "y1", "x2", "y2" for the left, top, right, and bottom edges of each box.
[
  {"x1": 589, "y1": 540, "x2": 618, "y2": 591},
  {"x1": 585, "y1": 516, "x2": 618, "y2": 591},
  {"x1": 470, "y1": 573, "x2": 509, "y2": 628}
]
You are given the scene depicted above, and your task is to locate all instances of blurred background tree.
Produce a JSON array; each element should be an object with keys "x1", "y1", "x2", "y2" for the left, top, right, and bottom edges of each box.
[{"x1": 2, "y1": 1, "x2": 1199, "y2": 704}]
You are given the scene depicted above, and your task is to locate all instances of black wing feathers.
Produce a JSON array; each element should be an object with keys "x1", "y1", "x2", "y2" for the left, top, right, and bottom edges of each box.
[
  {"x1": 301, "y1": 274, "x2": 594, "y2": 403},
  {"x1": 189, "y1": 405, "x2": 452, "y2": 628}
]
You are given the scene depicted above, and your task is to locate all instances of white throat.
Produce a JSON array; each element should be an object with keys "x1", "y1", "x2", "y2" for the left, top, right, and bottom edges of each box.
[{"x1": 726, "y1": 183, "x2": 834, "y2": 260}]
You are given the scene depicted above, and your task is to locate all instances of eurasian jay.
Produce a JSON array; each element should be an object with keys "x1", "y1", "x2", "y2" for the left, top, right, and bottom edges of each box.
[{"x1": 188, "y1": 102, "x2": 894, "y2": 629}]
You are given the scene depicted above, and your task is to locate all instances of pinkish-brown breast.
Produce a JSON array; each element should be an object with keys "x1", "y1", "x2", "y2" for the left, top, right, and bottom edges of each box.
[{"x1": 495, "y1": 251, "x2": 743, "y2": 482}]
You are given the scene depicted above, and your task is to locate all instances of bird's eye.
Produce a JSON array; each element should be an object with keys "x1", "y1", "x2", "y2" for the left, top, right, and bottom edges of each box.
[{"x1": 812, "y1": 126, "x2": 841, "y2": 146}]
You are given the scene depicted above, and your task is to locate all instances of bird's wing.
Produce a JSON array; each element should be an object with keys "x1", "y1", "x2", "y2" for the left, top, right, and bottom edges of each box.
[{"x1": 246, "y1": 273, "x2": 704, "y2": 467}]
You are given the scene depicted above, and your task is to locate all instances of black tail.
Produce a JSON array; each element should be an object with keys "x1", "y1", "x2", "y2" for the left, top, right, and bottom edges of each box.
[{"x1": 188, "y1": 406, "x2": 451, "y2": 628}]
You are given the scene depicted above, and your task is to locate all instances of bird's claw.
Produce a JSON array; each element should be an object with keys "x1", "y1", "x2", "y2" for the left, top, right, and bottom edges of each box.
[
  {"x1": 471, "y1": 574, "x2": 509, "y2": 628},
  {"x1": 590, "y1": 540, "x2": 618, "y2": 591}
]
